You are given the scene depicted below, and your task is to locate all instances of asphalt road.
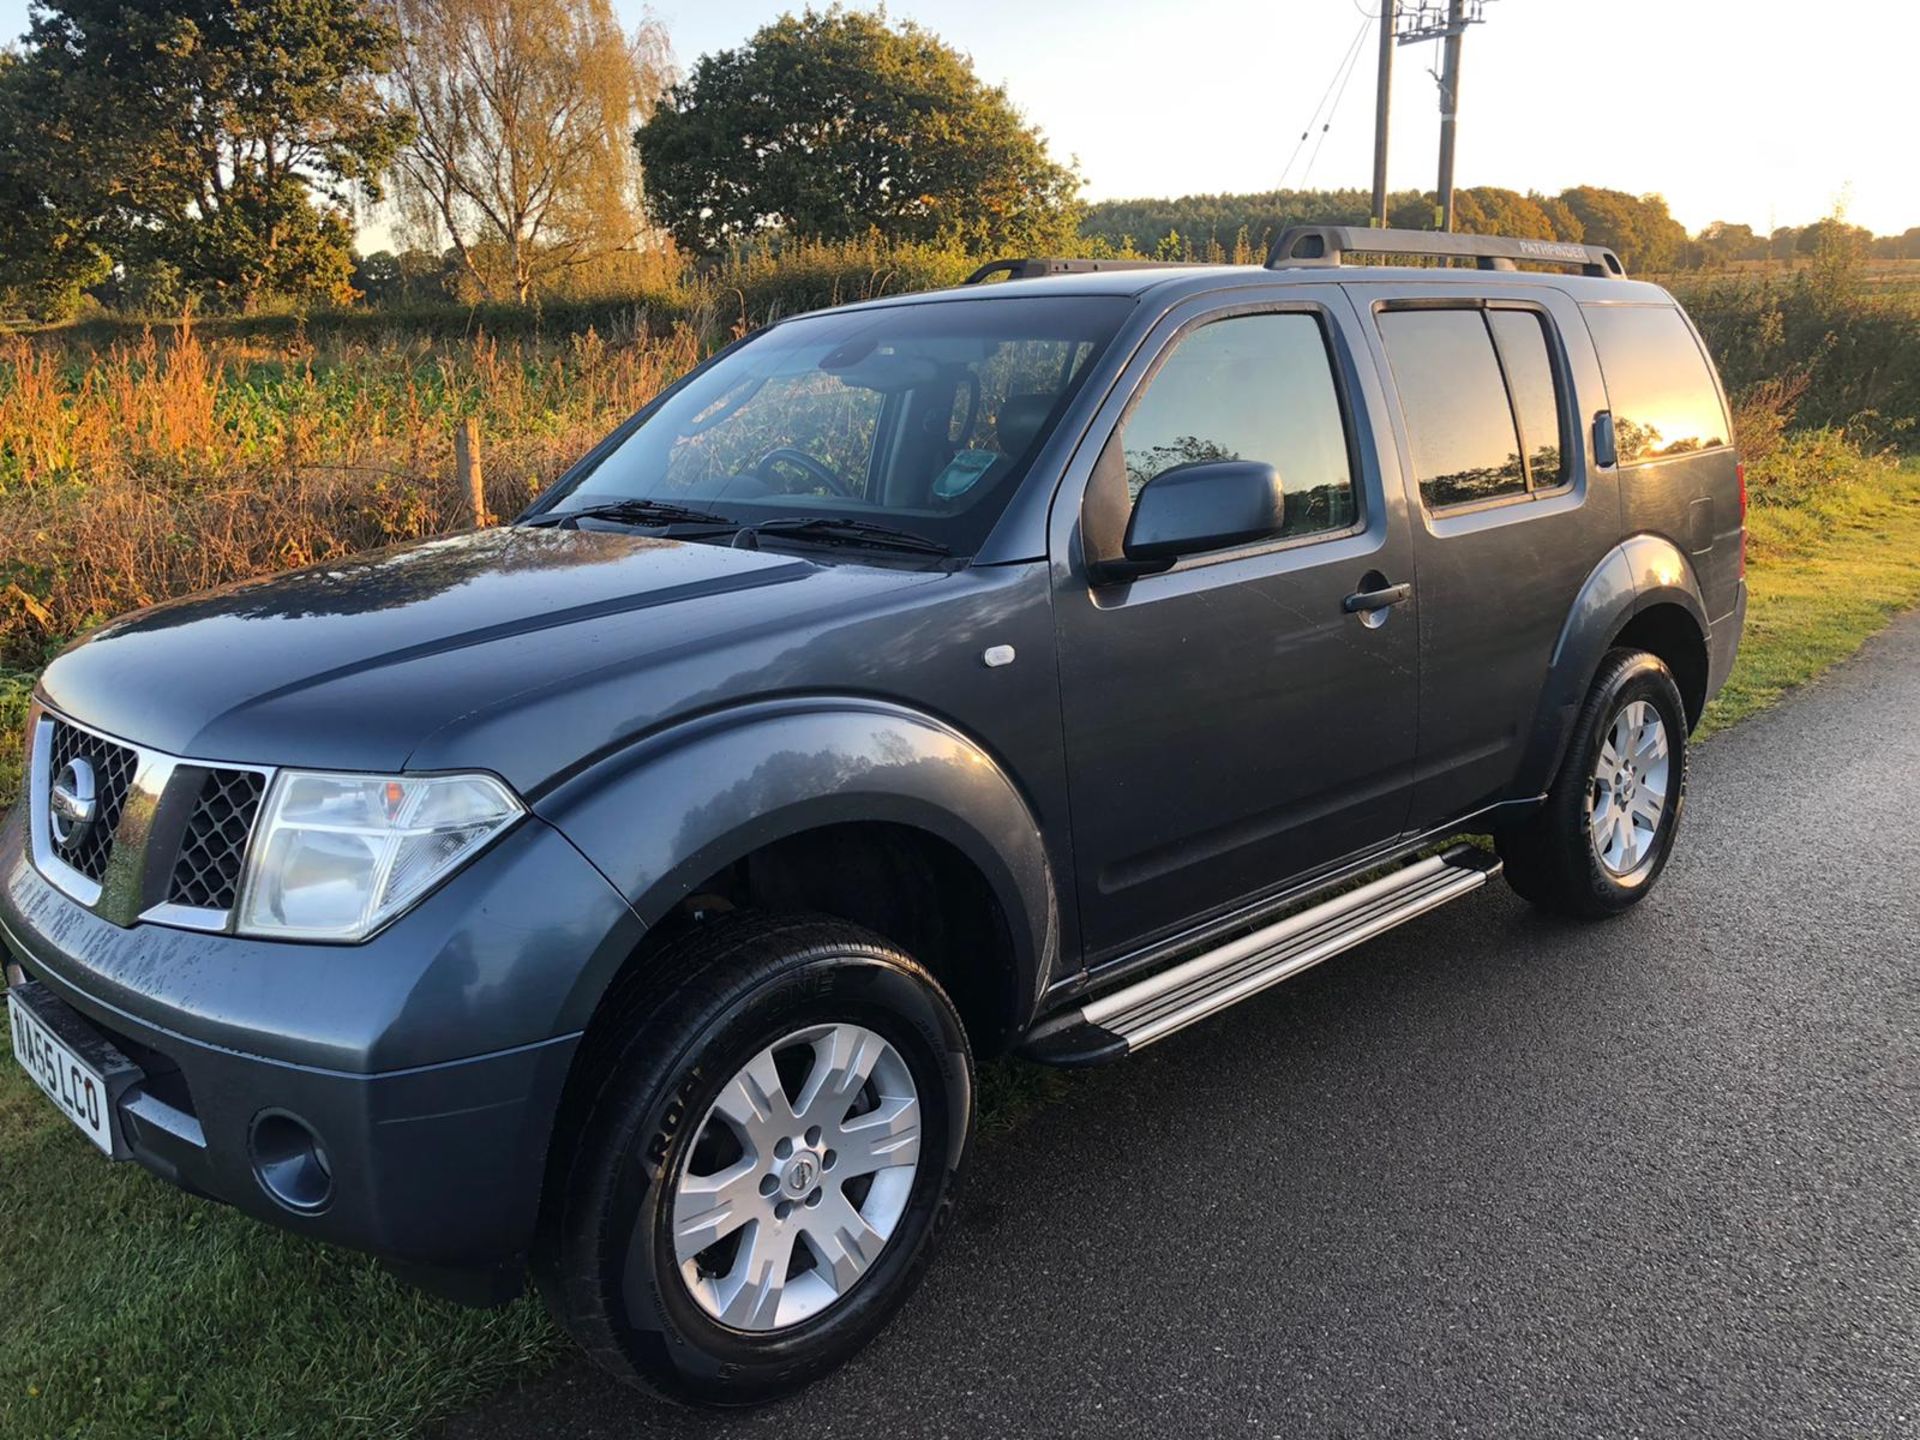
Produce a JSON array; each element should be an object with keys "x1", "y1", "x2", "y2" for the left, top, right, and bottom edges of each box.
[{"x1": 446, "y1": 614, "x2": 1920, "y2": 1440}]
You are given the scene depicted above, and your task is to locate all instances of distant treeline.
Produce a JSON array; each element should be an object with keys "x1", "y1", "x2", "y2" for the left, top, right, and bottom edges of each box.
[{"x1": 1081, "y1": 186, "x2": 1920, "y2": 274}]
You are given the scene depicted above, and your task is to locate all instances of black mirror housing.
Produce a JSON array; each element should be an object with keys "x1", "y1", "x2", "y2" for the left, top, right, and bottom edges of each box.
[{"x1": 1120, "y1": 459, "x2": 1286, "y2": 567}]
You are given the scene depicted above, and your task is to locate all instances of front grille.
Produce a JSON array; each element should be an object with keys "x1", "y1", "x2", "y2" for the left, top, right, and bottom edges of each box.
[
  {"x1": 167, "y1": 768, "x2": 268, "y2": 911},
  {"x1": 46, "y1": 718, "x2": 139, "y2": 882}
]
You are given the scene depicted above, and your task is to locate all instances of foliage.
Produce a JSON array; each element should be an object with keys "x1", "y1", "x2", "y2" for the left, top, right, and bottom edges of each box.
[
  {"x1": 0, "y1": 323, "x2": 703, "y2": 665},
  {"x1": 3, "y1": 0, "x2": 410, "y2": 312},
  {"x1": 0, "y1": 56, "x2": 113, "y2": 322},
  {"x1": 1448, "y1": 186, "x2": 1557, "y2": 241},
  {"x1": 1081, "y1": 184, "x2": 1706, "y2": 272},
  {"x1": 350, "y1": 248, "x2": 459, "y2": 307},
  {"x1": 636, "y1": 7, "x2": 1081, "y2": 256},
  {"x1": 1078, "y1": 183, "x2": 1630, "y2": 258},
  {"x1": 1555, "y1": 186, "x2": 1689, "y2": 271},
  {"x1": 1677, "y1": 266, "x2": 1920, "y2": 448},
  {"x1": 386, "y1": 0, "x2": 672, "y2": 303}
]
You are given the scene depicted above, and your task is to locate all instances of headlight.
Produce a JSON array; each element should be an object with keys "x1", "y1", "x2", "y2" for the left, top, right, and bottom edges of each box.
[{"x1": 237, "y1": 771, "x2": 523, "y2": 942}]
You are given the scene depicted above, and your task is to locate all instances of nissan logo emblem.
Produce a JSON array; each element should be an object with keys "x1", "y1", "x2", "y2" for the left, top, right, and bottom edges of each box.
[{"x1": 49, "y1": 756, "x2": 98, "y2": 852}]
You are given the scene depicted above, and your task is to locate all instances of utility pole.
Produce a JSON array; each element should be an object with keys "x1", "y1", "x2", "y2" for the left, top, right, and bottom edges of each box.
[
  {"x1": 1370, "y1": 0, "x2": 1396, "y2": 228},
  {"x1": 1435, "y1": 0, "x2": 1466, "y2": 231},
  {"x1": 1391, "y1": 1, "x2": 1489, "y2": 231}
]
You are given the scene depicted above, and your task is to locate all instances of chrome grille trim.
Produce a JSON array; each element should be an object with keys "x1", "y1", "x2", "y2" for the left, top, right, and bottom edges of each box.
[{"x1": 26, "y1": 702, "x2": 276, "y2": 932}]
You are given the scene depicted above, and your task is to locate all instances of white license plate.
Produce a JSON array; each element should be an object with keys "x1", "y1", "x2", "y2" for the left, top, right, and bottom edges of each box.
[{"x1": 7, "y1": 989, "x2": 116, "y2": 1155}]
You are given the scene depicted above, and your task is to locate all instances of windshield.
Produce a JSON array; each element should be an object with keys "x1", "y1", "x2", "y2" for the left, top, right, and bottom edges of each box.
[{"x1": 537, "y1": 296, "x2": 1131, "y2": 557}]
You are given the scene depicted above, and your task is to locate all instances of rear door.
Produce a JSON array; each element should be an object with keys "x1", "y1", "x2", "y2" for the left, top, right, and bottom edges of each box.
[
  {"x1": 1348, "y1": 281, "x2": 1618, "y2": 828},
  {"x1": 1050, "y1": 289, "x2": 1421, "y2": 963},
  {"x1": 1580, "y1": 300, "x2": 1743, "y2": 626}
]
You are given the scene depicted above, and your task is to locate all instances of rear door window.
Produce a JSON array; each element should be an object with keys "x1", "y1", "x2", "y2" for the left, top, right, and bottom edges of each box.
[
  {"x1": 1488, "y1": 309, "x2": 1568, "y2": 490},
  {"x1": 1581, "y1": 304, "x2": 1728, "y2": 463},
  {"x1": 1378, "y1": 305, "x2": 1571, "y2": 510},
  {"x1": 1378, "y1": 309, "x2": 1527, "y2": 509}
]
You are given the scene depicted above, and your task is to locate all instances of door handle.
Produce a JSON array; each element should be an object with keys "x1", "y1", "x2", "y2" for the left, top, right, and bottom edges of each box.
[{"x1": 1343, "y1": 581, "x2": 1413, "y2": 614}]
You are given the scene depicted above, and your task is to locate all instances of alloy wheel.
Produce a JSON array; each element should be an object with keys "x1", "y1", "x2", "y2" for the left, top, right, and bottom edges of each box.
[
  {"x1": 1588, "y1": 699, "x2": 1671, "y2": 877},
  {"x1": 670, "y1": 1023, "x2": 922, "y2": 1331}
]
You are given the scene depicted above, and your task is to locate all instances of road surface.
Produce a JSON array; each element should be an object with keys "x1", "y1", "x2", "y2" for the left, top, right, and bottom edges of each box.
[{"x1": 446, "y1": 612, "x2": 1920, "y2": 1439}]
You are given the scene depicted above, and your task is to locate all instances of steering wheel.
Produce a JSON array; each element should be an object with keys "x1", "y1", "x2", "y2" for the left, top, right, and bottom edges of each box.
[{"x1": 755, "y1": 447, "x2": 852, "y2": 497}]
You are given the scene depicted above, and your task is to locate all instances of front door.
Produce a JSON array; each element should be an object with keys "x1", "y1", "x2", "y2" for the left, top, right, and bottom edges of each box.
[{"x1": 1053, "y1": 296, "x2": 1421, "y2": 963}]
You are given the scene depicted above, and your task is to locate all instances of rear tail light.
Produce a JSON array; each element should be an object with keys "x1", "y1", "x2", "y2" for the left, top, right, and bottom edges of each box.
[{"x1": 1735, "y1": 460, "x2": 1748, "y2": 578}]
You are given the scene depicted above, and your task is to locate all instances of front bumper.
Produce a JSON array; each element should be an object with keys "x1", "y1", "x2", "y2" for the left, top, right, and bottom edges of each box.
[
  {"x1": 0, "y1": 802, "x2": 647, "y2": 1286},
  {"x1": 6, "y1": 970, "x2": 575, "y2": 1286}
]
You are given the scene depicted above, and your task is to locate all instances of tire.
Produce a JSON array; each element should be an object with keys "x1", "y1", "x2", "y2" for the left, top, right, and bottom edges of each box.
[
  {"x1": 1498, "y1": 648, "x2": 1690, "y2": 919},
  {"x1": 535, "y1": 913, "x2": 973, "y2": 1406}
]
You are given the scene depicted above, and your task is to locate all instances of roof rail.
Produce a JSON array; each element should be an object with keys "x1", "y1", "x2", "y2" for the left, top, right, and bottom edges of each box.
[
  {"x1": 962, "y1": 257, "x2": 1206, "y2": 285},
  {"x1": 1266, "y1": 225, "x2": 1626, "y2": 278}
]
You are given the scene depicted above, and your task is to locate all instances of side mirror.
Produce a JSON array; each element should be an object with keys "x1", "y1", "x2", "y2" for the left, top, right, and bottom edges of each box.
[{"x1": 1105, "y1": 460, "x2": 1285, "y2": 577}]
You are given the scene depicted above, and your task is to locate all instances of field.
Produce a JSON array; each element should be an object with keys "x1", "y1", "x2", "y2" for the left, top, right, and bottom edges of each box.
[{"x1": 2, "y1": 244, "x2": 1920, "y2": 1439}]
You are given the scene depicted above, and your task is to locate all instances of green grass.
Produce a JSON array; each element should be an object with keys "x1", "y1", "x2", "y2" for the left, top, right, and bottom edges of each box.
[
  {"x1": 0, "y1": 1080, "x2": 559, "y2": 1438},
  {"x1": 2, "y1": 441, "x2": 1917, "y2": 1440},
  {"x1": 1697, "y1": 447, "x2": 1920, "y2": 736},
  {"x1": 0, "y1": 1044, "x2": 1072, "y2": 1440}
]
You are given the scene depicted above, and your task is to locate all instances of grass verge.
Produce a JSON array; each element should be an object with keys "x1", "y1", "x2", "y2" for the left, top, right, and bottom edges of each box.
[
  {"x1": 1698, "y1": 450, "x2": 1920, "y2": 736},
  {"x1": 2, "y1": 447, "x2": 1917, "y2": 1440}
]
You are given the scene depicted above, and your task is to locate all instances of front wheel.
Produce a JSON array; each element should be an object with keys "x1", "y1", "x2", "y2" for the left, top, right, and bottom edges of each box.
[
  {"x1": 536, "y1": 915, "x2": 973, "y2": 1405},
  {"x1": 1498, "y1": 648, "x2": 1690, "y2": 918}
]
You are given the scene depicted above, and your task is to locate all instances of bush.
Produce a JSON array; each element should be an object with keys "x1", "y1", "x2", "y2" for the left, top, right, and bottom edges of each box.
[{"x1": 1679, "y1": 270, "x2": 1920, "y2": 448}]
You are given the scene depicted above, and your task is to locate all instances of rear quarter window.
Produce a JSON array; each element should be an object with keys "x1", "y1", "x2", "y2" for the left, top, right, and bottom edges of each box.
[{"x1": 1582, "y1": 304, "x2": 1729, "y2": 463}]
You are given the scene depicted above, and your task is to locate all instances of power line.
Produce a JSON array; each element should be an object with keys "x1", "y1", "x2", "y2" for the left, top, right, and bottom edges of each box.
[
  {"x1": 1278, "y1": 15, "x2": 1373, "y2": 191},
  {"x1": 1300, "y1": 19, "x2": 1372, "y2": 189}
]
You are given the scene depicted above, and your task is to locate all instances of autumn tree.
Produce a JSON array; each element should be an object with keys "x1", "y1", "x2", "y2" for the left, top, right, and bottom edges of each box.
[
  {"x1": 1555, "y1": 187, "x2": 1688, "y2": 271},
  {"x1": 636, "y1": 9, "x2": 1081, "y2": 255},
  {"x1": 384, "y1": 0, "x2": 671, "y2": 303},
  {"x1": 1534, "y1": 194, "x2": 1585, "y2": 245},
  {"x1": 1454, "y1": 187, "x2": 1556, "y2": 240},
  {"x1": 3, "y1": 0, "x2": 408, "y2": 310}
]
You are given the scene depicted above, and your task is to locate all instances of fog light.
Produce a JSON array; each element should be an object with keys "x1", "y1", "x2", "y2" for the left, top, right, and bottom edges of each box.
[{"x1": 250, "y1": 1111, "x2": 334, "y2": 1213}]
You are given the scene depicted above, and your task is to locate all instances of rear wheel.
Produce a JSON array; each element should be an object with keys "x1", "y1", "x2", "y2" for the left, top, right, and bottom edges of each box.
[
  {"x1": 1499, "y1": 648, "x2": 1690, "y2": 918},
  {"x1": 536, "y1": 915, "x2": 972, "y2": 1405}
]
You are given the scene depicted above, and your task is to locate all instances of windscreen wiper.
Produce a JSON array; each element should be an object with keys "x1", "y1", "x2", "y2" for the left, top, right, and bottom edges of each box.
[
  {"x1": 525, "y1": 498, "x2": 735, "y2": 530},
  {"x1": 745, "y1": 516, "x2": 951, "y2": 556}
]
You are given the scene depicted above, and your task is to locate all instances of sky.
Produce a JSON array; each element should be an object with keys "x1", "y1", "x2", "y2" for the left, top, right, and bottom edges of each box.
[{"x1": 2, "y1": 0, "x2": 1913, "y2": 237}]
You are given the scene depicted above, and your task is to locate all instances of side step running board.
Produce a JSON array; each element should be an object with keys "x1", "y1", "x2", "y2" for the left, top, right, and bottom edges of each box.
[{"x1": 1024, "y1": 844, "x2": 1502, "y2": 1065}]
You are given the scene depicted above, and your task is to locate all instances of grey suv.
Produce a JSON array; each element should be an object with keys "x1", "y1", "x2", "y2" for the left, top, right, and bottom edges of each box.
[{"x1": 3, "y1": 227, "x2": 1744, "y2": 1403}]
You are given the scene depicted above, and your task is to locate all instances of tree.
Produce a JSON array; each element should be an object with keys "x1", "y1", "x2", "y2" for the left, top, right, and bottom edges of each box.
[
  {"x1": 7, "y1": 0, "x2": 408, "y2": 311},
  {"x1": 1627, "y1": 194, "x2": 1690, "y2": 272},
  {"x1": 1455, "y1": 187, "x2": 1555, "y2": 240},
  {"x1": 350, "y1": 246, "x2": 456, "y2": 305},
  {"x1": 1872, "y1": 227, "x2": 1920, "y2": 262},
  {"x1": 1797, "y1": 217, "x2": 1871, "y2": 263},
  {"x1": 384, "y1": 0, "x2": 670, "y2": 303},
  {"x1": 1533, "y1": 193, "x2": 1584, "y2": 245},
  {"x1": 636, "y1": 9, "x2": 1081, "y2": 255},
  {"x1": 1695, "y1": 221, "x2": 1765, "y2": 268},
  {"x1": 1555, "y1": 187, "x2": 1687, "y2": 271},
  {"x1": 0, "y1": 54, "x2": 111, "y2": 319}
]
